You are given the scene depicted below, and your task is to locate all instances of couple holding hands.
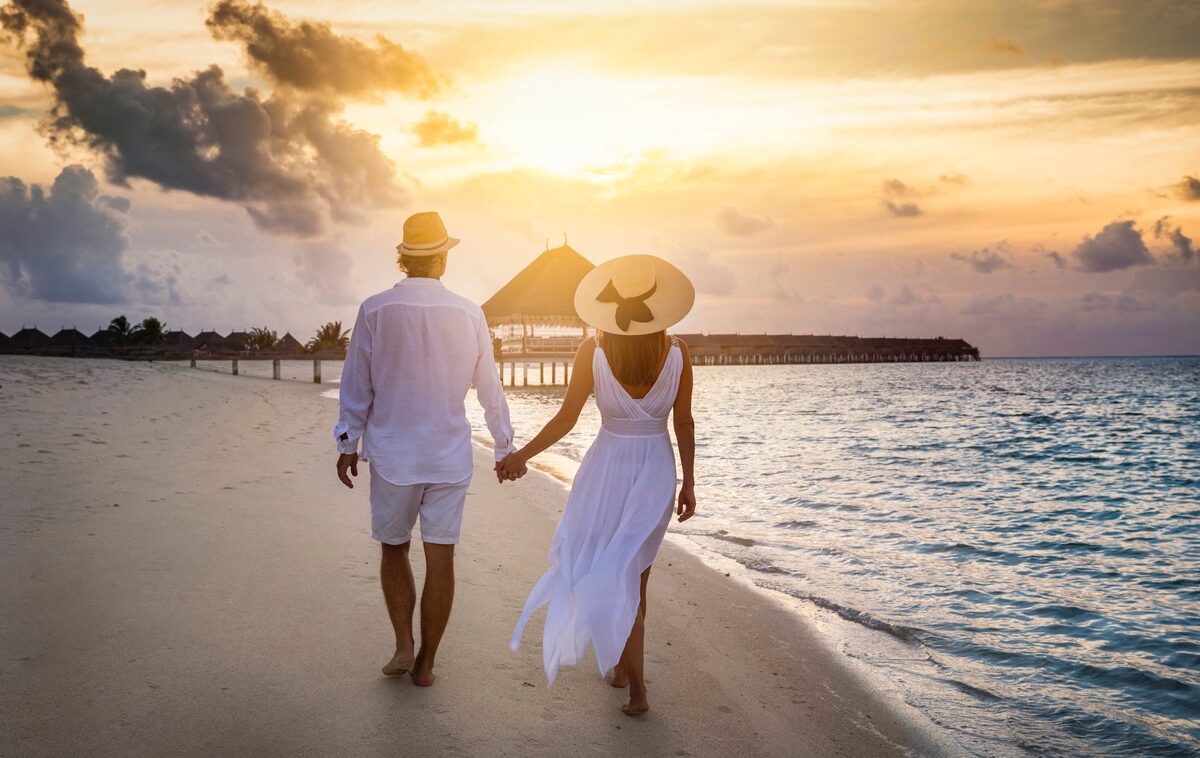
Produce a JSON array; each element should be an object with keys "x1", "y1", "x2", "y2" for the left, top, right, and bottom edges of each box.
[{"x1": 335, "y1": 212, "x2": 697, "y2": 716}]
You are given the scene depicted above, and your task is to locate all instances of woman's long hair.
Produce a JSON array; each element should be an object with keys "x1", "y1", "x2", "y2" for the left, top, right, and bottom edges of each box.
[{"x1": 598, "y1": 330, "x2": 667, "y2": 387}]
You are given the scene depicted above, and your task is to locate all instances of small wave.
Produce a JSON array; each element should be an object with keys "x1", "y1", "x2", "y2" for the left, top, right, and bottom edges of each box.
[{"x1": 782, "y1": 590, "x2": 925, "y2": 643}]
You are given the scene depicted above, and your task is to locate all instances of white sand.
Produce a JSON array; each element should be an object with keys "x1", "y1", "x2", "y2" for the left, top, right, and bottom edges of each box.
[{"x1": 0, "y1": 356, "x2": 959, "y2": 757}]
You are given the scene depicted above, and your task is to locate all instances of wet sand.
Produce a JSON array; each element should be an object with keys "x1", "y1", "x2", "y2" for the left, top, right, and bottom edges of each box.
[{"x1": 0, "y1": 356, "x2": 958, "y2": 757}]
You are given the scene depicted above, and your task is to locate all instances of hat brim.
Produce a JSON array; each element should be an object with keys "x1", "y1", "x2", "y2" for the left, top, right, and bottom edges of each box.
[
  {"x1": 396, "y1": 236, "x2": 460, "y2": 257},
  {"x1": 574, "y1": 254, "x2": 695, "y2": 335}
]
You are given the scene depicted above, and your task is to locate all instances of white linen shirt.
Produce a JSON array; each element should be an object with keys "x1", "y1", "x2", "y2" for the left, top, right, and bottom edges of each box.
[{"x1": 333, "y1": 277, "x2": 516, "y2": 485}]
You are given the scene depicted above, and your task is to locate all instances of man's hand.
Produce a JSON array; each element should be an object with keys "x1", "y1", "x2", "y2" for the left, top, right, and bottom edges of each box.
[
  {"x1": 677, "y1": 484, "x2": 696, "y2": 522},
  {"x1": 337, "y1": 453, "x2": 359, "y2": 489},
  {"x1": 494, "y1": 452, "x2": 528, "y2": 483}
]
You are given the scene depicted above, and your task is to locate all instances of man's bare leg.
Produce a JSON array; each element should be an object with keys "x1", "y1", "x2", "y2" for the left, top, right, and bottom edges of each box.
[
  {"x1": 411, "y1": 542, "x2": 455, "y2": 686},
  {"x1": 618, "y1": 568, "x2": 652, "y2": 715},
  {"x1": 380, "y1": 541, "x2": 416, "y2": 676}
]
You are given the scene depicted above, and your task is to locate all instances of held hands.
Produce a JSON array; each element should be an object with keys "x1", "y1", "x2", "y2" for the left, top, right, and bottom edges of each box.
[
  {"x1": 677, "y1": 484, "x2": 696, "y2": 522},
  {"x1": 337, "y1": 453, "x2": 359, "y2": 489},
  {"x1": 494, "y1": 451, "x2": 528, "y2": 483}
]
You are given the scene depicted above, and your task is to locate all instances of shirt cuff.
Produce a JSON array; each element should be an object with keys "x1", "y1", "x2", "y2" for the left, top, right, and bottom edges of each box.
[
  {"x1": 334, "y1": 422, "x2": 359, "y2": 455},
  {"x1": 494, "y1": 439, "x2": 518, "y2": 461}
]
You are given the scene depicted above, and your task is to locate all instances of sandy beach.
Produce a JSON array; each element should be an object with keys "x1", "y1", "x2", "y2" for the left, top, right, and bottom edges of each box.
[{"x1": 1, "y1": 356, "x2": 956, "y2": 757}]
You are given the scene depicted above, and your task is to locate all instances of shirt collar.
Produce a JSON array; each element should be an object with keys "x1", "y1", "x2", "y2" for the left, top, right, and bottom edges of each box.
[{"x1": 396, "y1": 277, "x2": 445, "y2": 288}]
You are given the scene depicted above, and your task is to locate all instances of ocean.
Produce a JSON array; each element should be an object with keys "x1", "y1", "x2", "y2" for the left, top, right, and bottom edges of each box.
[{"x1": 328, "y1": 356, "x2": 1200, "y2": 756}]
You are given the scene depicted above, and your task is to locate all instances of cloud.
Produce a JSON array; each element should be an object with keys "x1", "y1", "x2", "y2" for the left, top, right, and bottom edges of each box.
[
  {"x1": 294, "y1": 239, "x2": 356, "y2": 306},
  {"x1": 0, "y1": 165, "x2": 131, "y2": 303},
  {"x1": 883, "y1": 200, "x2": 922, "y2": 217},
  {"x1": 679, "y1": 249, "x2": 736, "y2": 296},
  {"x1": 0, "y1": 103, "x2": 30, "y2": 119},
  {"x1": 951, "y1": 244, "x2": 1013, "y2": 274},
  {"x1": 1079, "y1": 291, "x2": 1152, "y2": 313},
  {"x1": 1, "y1": 0, "x2": 404, "y2": 238},
  {"x1": 989, "y1": 39, "x2": 1024, "y2": 57},
  {"x1": 715, "y1": 206, "x2": 775, "y2": 237},
  {"x1": 1071, "y1": 220, "x2": 1153, "y2": 272},
  {"x1": 1153, "y1": 217, "x2": 1196, "y2": 264},
  {"x1": 865, "y1": 283, "x2": 884, "y2": 302},
  {"x1": 205, "y1": 0, "x2": 442, "y2": 99},
  {"x1": 889, "y1": 285, "x2": 938, "y2": 307},
  {"x1": 1044, "y1": 249, "x2": 1067, "y2": 268},
  {"x1": 961, "y1": 293, "x2": 1045, "y2": 319},
  {"x1": 411, "y1": 111, "x2": 479, "y2": 147},
  {"x1": 1173, "y1": 175, "x2": 1200, "y2": 201},
  {"x1": 881, "y1": 178, "x2": 918, "y2": 198},
  {"x1": 939, "y1": 173, "x2": 969, "y2": 186}
]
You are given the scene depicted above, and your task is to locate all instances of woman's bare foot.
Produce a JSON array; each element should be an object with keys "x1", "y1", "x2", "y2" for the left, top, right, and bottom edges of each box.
[
  {"x1": 410, "y1": 653, "x2": 435, "y2": 687},
  {"x1": 608, "y1": 664, "x2": 629, "y2": 688},
  {"x1": 382, "y1": 642, "x2": 415, "y2": 677},
  {"x1": 621, "y1": 697, "x2": 650, "y2": 716}
]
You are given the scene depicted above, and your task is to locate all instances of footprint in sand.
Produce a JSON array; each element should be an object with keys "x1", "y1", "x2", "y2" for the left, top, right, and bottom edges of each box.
[{"x1": 221, "y1": 486, "x2": 236, "y2": 490}]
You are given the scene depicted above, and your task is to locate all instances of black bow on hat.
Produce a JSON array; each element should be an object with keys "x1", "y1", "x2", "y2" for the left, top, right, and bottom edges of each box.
[{"x1": 596, "y1": 280, "x2": 657, "y2": 332}]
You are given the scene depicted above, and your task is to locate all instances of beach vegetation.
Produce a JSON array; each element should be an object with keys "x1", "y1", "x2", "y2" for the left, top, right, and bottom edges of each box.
[
  {"x1": 306, "y1": 321, "x2": 350, "y2": 353},
  {"x1": 137, "y1": 317, "x2": 168, "y2": 345},
  {"x1": 245, "y1": 327, "x2": 279, "y2": 352},
  {"x1": 107, "y1": 315, "x2": 136, "y2": 346}
]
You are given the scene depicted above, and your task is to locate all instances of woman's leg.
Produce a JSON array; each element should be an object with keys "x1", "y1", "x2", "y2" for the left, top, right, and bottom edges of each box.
[{"x1": 618, "y1": 567, "x2": 652, "y2": 715}]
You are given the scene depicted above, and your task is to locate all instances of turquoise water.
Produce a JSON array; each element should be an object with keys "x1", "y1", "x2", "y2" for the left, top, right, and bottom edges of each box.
[
  {"x1": 469, "y1": 357, "x2": 1200, "y2": 756},
  {"x1": 333, "y1": 357, "x2": 1199, "y2": 755}
]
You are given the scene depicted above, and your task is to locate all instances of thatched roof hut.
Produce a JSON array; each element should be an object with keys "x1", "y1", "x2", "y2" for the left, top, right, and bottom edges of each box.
[
  {"x1": 193, "y1": 330, "x2": 229, "y2": 352},
  {"x1": 0, "y1": 331, "x2": 11, "y2": 352},
  {"x1": 51, "y1": 327, "x2": 91, "y2": 347},
  {"x1": 89, "y1": 328, "x2": 113, "y2": 347},
  {"x1": 277, "y1": 332, "x2": 305, "y2": 354},
  {"x1": 482, "y1": 243, "x2": 595, "y2": 328},
  {"x1": 11, "y1": 326, "x2": 50, "y2": 350},
  {"x1": 162, "y1": 330, "x2": 196, "y2": 351},
  {"x1": 224, "y1": 330, "x2": 250, "y2": 351}
]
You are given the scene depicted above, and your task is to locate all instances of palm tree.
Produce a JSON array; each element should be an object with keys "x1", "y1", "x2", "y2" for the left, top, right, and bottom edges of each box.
[
  {"x1": 107, "y1": 315, "x2": 135, "y2": 346},
  {"x1": 137, "y1": 317, "x2": 167, "y2": 345},
  {"x1": 245, "y1": 327, "x2": 279, "y2": 352},
  {"x1": 306, "y1": 321, "x2": 350, "y2": 354}
]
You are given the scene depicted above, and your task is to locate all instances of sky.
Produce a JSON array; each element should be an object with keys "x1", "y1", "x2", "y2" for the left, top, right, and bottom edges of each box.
[{"x1": 0, "y1": 0, "x2": 1198, "y2": 356}]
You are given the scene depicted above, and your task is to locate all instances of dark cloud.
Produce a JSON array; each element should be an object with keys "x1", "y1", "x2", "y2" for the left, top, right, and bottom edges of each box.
[
  {"x1": 951, "y1": 244, "x2": 1013, "y2": 274},
  {"x1": 1071, "y1": 220, "x2": 1153, "y2": 272},
  {"x1": 882, "y1": 178, "x2": 918, "y2": 198},
  {"x1": 206, "y1": 0, "x2": 442, "y2": 99},
  {"x1": 411, "y1": 111, "x2": 478, "y2": 147},
  {"x1": 1153, "y1": 217, "x2": 1196, "y2": 264},
  {"x1": 939, "y1": 173, "x2": 969, "y2": 186},
  {"x1": 0, "y1": 103, "x2": 30, "y2": 118},
  {"x1": 0, "y1": 165, "x2": 131, "y2": 303},
  {"x1": 883, "y1": 200, "x2": 922, "y2": 217},
  {"x1": 715, "y1": 206, "x2": 775, "y2": 237},
  {"x1": 865, "y1": 283, "x2": 884, "y2": 302},
  {"x1": 1, "y1": 0, "x2": 404, "y2": 238},
  {"x1": 1045, "y1": 250, "x2": 1067, "y2": 268},
  {"x1": 1173, "y1": 175, "x2": 1200, "y2": 201}
]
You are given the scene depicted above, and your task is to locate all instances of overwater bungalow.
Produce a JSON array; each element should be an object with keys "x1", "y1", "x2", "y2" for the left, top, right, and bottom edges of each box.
[
  {"x1": 193, "y1": 330, "x2": 230, "y2": 354},
  {"x1": 51, "y1": 327, "x2": 91, "y2": 347},
  {"x1": 277, "y1": 332, "x2": 305, "y2": 354},
  {"x1": 10, "y1": 326, "x2": 51, "y2": 351},
  {"x1": 161, "y1": 330, "x2": 196, "y2": 352},
  {"x1": 225, "y1": 330, "x2": 250, "y2": 352},
  {"x1": 89, "y1": 328, "x2": 113, "y2": 348},
  {"x1": 0, "y1": 331, "x2": 9, "y2": 351}
]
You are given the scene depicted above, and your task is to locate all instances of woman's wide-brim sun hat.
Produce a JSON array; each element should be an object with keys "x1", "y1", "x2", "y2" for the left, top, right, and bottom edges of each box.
[
  {"x1": 574, "y1": 254, "x2": 695, "y2": 335},
  {"x1": 396, "y1": 211, "x2": 460, "y2": 256}
]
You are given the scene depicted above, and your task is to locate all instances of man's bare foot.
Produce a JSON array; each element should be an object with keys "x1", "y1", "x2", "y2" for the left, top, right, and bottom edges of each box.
[
  {"x1": 410, "y1": 653, "x2": 435, "y2": 686},
  {"x1": 382, "y1": 648, "x2": 415, "y2": 677},
  {"x1": 621, "y1": 698, "x2": 650, "y2": 716}
]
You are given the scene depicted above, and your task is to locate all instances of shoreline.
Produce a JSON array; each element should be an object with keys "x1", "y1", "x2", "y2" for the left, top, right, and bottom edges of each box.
[{"x1": 2, "y1": 356, "x2": 958, "y2": 756}]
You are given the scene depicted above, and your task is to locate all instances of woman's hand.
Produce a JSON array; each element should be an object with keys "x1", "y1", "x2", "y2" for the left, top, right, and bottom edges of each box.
[
  {"x1": 494, "y1": 452, "x2": 528, "y2": 483},
  {"x1": 677, "y1": 484, "x2": 696, "y2": 522}
]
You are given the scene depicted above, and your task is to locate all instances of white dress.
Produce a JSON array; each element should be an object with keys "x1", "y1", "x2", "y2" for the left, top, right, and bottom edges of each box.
[{"x1": 510, "y1": 338, "x2": 683, "y2": 684}]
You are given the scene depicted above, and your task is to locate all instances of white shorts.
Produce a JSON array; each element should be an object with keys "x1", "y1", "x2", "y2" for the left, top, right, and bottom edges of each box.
[{"x1": 369, "y1": 466, "x2": 471, "y2": 545}]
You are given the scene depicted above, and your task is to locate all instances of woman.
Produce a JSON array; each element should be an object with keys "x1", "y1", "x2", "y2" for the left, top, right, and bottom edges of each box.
[{"x1": 498, "y1": 254, "x2": 697, "y2": 716}]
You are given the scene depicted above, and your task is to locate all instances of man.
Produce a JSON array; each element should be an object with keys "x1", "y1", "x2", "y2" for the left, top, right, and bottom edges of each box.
[{"x1": 334, "y1": 211, "x2": 523, "y2": 686}]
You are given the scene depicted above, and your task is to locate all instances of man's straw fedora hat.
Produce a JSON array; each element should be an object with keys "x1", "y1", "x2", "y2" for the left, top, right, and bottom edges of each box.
[
  {"x1": 396, "y1": 211, "x2": 460, "y2": 257},
  {"x1": 574, "y1": 254, "x2": 695, "y2": 335}
]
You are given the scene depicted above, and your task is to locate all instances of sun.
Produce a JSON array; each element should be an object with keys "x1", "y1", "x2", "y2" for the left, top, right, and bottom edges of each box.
[{"x1": 482, "y1": 67, "x2": 655, "y2": 178}]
